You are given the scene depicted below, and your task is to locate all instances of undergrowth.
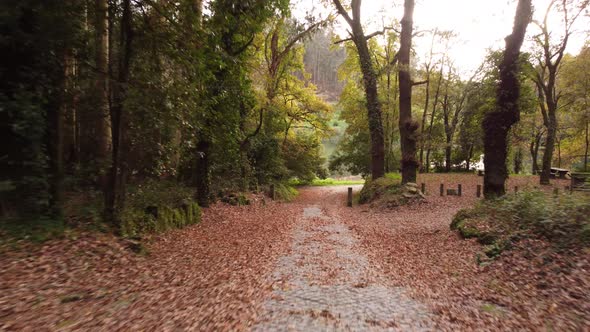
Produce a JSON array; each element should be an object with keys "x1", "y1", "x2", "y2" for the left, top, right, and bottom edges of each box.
[
  {"x1": 452, "y1": 191, "x2": 590, "y2": 258},
  {"x1": 120, "y1": 180, "x2": 201, "y2": 238},
  {"x1": 358, "y1": 176, "x2": 403, "y2": 204},
  {"x1": 274, "y1": 183, "x2": 299, "y2": 201}
]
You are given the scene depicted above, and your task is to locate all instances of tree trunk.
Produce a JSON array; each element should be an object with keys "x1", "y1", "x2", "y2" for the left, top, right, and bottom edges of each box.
[
  {"x1": 425, "y1": 66, "x2": 443, "y2": 173},
  {"x1": 94, "y1": 0, "x2": 112, "y2": 189},
  {"x1": 445, "y1": 143, "x2": 452, "y2": 172},
  {"x1": 398, "y1": 0, "x2": 417, "y2": 184},
  {"x1": 419, "y1": 64, "x2": 431, "y2": 169},
  {"x1": 195, "y1": 140, "x2": 211, "y2": 207},
  {"x1": 540, "y1": 121, "x2": 556, "y2": 184},
  {"x1": 105, "y1": 0, "x2": 133, "y2": 227},
  {"x1": 353, "y1": 34, "x2": 385, "y2": 179},
  {"x1": 585, "y1": 117, "x2": 589, "y2": 172},
  {"x1": 483, "y1": 0, "x2": 531, "y2": 198},
  {"x1": 514, "y1": 147, "x2": 522, "y2": 174},
  {"x1": 48, "y1": 50, "x2": 69, "y2": 217},
  {"x1": 333, "y1": 0, "x2": 385, "y2": 179}
]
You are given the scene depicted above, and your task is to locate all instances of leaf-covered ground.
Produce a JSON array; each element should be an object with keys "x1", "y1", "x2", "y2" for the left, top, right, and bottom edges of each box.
[
  {"x1": 1, "y1": 174, "x2": 587, "y2": 331},
  {"x1": 0, "y1": 196, "x2": 301, "y2": 330}
]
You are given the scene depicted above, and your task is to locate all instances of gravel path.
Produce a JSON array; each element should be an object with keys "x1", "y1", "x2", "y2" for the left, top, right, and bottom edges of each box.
[{"x1": 253, "y1": 189, "x2": 433, "y2": 331}]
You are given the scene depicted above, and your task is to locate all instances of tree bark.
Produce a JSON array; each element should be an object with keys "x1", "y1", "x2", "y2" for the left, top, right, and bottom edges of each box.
[
  {"x1": 425, "y1": 65, "x2": 443, "y2": 173},
  {"x1": 195, "y1": 140, "x2": 211, "y2": 207},
  {"x1": 398, "y1": 0, "x2": 418, "y2": 184},
  {"x1": 105, "y1": 0, "x2": 133, "y2": 226},
  {"x1": 585, "y1": 117, "x2": 589, "y2": 171},
  {"x1": 483, "y1": 0, "x2": 531, "y2": 198},
  {"x1": 94, "y1": 0, "x2": 112, "y2": 189},
  {"x1": 530, "y1": 122, "x2": 543, "y2": 174}
]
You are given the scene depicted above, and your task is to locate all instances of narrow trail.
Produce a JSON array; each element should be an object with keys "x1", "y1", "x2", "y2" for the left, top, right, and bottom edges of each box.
[{"x1": 254, "y1": 187, "x2": 432, "y2": 331}]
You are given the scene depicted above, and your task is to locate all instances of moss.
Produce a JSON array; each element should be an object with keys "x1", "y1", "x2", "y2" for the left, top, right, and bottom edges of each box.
[
  {"x1": 451, "y1": 209, "x2": 472, "y2": 230},
  {"x1": 358, "y1": 177, "x2": 402, "y2": 204},
  {"x1": 120, "y1": 201, "x2": 201, "y2": 238}
]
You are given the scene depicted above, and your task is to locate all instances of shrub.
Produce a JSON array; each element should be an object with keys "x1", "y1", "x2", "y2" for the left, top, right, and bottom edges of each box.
[
  {"x1": 274, "y1": 183, "x2": 299, "y2": 202},
  {"x1": 451, "y1": 191, "x2": 590, "y2": 255},
  {"x1": 120, "y1": 180, "x2": 201, "y2": 238}
]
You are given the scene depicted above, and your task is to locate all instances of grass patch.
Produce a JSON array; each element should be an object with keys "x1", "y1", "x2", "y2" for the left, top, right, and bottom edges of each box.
[
  {"x1": 274, "y1": 183, "x2": 299, "y2": 201},
  {"x1": 452, "y1": 190, "x2": 590, "y2": 258},
  {"x1": 0, "y1": 215, "x2": 65, "y2": 245}
]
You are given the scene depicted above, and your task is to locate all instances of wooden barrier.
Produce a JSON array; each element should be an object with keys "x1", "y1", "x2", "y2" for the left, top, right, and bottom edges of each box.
[
  {"x1": 476, "y1": 185, "x2": 481, "y2": 198},
  {"x1": 458, "y1": 184, "x2": 462, "y2": 196},
  {"x1": 421, "y1": 183, "x2": 426, "y2": 194},
  {"x1": 270, "y1": 184, "x2": 275, "y2": 200},
  {"x1": 440, "y1": 184, "x2": 444, "y2": 196},
  {"x1": 347, "y1": 187, "x2": 353, "y2": 207}
]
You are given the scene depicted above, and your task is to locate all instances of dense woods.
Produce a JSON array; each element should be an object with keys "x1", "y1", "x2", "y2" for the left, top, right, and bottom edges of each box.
[{"x1": 1, "y1": 0, "x2": 589, "y2": 231}]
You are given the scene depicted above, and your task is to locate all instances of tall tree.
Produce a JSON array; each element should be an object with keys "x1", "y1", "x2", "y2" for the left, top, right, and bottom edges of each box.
[
  {"x1": 532, "y1": 0, "x2": 588, "y2": 184},
  {"x1": 332, "y1": 0, "x2": 385, "y2": 179},
  {"x1": 105, "y1": 0, "x2": 134, "y2": 225},
  {"x1": 398, "y1": 0, "x2": 418, "y2": 183},
  {"x1": 482, "y1": 0, "x2": 532, "y2": 198},
  {"x1": 94, "y1": 0, "x2": 112, "y2": 189}
]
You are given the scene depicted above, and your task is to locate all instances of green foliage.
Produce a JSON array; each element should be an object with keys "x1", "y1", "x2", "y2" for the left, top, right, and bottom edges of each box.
[
  {"x1": 452, "y1": 191, "x2": 590, "y2": 256},
  {"x1": 358, "y1": 177, "x2": 403, "y2": 204},
  {"x1": 0, "y1": 216, "x2": 65, "y2": 245},
  {"x1": 273, "y1": 183, "x2": 299, "y2": 202},
  {"x1": 120, "y1": 180, "x2": 201, "y2": 238}
]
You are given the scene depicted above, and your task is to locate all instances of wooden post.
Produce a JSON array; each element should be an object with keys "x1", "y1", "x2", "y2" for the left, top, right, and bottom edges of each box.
[
  {"x1": 440, "y1": 183, "x2": 444, "y2": 196},
  {"x1": 421, "y1": 183, "x2": 426, "y2": 194},
  {"x1": 458, "y1": 184, "x2": 462, "y2": 196},
  {"x1": 347, "y1": 187, "x2": 353, "y2": 207},
  {"x1": 270, "y1": 184, "x2": 275, "y2": 200},
  {"x1": 514, "y1": 186, "x2": 518, "y2": 194},
  {"x1": 476, "y1": 185, "x2": 481, "y2": 198}
]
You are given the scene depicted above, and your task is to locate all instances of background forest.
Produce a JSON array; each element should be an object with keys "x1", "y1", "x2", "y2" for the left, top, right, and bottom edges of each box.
[{"x1": 1, "y1": 0, "x2": 588, "y2": 237}]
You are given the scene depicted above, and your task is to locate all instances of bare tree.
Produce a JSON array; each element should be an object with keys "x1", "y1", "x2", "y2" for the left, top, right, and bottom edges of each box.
[
  {"x1": 532, "y1": 0, "x2": 589, "y2": 184},
  {"x1": 483, "y1": 0, "x2": 532, "y2": 198}
]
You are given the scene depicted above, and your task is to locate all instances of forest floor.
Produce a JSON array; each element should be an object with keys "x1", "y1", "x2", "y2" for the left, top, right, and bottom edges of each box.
[{"x1": 1, "y1": 174, "x2": 588, "y2": 331}]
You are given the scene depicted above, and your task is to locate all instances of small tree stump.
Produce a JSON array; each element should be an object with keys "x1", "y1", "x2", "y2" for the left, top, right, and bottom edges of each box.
[{"x1": 477, "y1": 184, "x2": 482, "y2": 198}]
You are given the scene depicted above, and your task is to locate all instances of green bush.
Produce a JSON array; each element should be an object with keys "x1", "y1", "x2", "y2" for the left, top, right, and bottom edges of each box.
[
  {"x1": 274, "y1": 183, "x2": 299, "y2": 202},
  {"x1": 120, "y1": 180, "x2": 201, "y2": 238},
  {"x1": 120, "y1": 202, "x2": 201, "y2": 238},
  {"x1": 451, "y1": 191, "x2": 590, "y2": 253}
]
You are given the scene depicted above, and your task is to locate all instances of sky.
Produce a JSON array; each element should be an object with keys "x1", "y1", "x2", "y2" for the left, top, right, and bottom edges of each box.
[{"x1": 294, "y1": 0, "x2": 589, "y2": 76}]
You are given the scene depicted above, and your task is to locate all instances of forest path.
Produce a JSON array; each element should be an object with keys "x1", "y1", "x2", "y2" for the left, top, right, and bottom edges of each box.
[{"x1": 253, "y1": 186, "x2": 433, "y2": 331}]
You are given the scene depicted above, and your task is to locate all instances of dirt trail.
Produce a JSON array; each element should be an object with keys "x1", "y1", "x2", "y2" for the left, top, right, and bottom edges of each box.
[{"x1": 253, "y1": 187, "x2": 432, "y2": 331}]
